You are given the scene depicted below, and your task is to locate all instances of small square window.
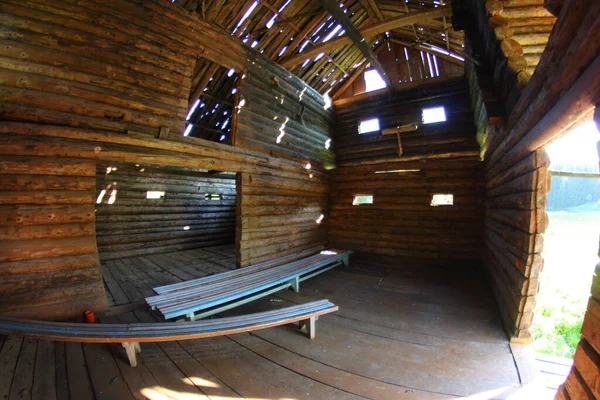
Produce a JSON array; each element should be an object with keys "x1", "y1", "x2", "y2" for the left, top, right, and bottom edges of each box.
[
  {"x1": 146, "y1": 191, "x2": 165, "y2": 199},
  {"x1": 422, "y1": 107, "x2": 446, "y2": 124},
  {"x1": 364, "y1": 69, "x2": 387, "y2": 92},
  {"x1": 353, "y1": 195, "x2": 374, "y2": 205},
  {"x1": 431, "y1": 194, "x2": 453, "y2": 206},
  {"x1": 358, "y1": 118, "x2": 380, "y2": 134}
]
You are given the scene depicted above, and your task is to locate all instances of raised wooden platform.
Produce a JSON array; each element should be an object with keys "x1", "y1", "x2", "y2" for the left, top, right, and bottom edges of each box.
[{"x1": 0, "y1": 247, "x2": 542, "y2": 398}]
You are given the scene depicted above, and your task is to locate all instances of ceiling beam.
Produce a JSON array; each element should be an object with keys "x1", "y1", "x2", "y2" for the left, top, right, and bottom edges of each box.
[
  {"x1": 318, "y1": 0, "x2": 391, "y2": 87},
  {"x1": 281, "y1": 6, "x2": 452, "y2": 69},
  {"x1": 388, "y1": 38, "x2": 464, "y2": 66}
]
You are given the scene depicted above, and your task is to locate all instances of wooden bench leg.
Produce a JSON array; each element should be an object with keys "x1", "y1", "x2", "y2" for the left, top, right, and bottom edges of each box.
[
  {"x1": 122, "y1": 342, "x2": 141, "y2": 367},
  {"x1": 290, "y1": 276, "x2": 300, "y2": 293},
  {"x1": 299, "y1": 316, "x2": 316, "y2": 339}
]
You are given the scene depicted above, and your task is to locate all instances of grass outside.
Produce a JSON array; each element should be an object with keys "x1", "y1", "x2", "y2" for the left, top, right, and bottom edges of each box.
[{"x1": 531, "y1": 210, "x2": 600, "y2": 358}]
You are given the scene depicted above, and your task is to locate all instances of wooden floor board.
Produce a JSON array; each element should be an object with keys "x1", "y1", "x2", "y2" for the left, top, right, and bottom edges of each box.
[
  {"x1": 65, "y1": 342, "x2": 94, "y2": 400},
  {"x1": 0, "y1": 336, "x2": 23, "y2": 399},
  {"x1": 53, "y1": 342, "x2": 69, "y2": 400},
  {"x1": 3, "y1": 246, "x2": 537, "y2": 399},
  {"x1": 32, "y1": 340, "x2": 56, "y2": 400},
  {"x1": 9, "y1": 338, "x2": 37, "y2": 400}
]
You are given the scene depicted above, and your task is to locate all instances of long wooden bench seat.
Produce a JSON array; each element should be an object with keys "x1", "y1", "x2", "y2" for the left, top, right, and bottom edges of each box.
[
  {"x1": 146, "y1": 249, "x2": 352, "y2": 320},
  {"x1": 0, "y1": 300, "x2": 338, "y2": 367}
]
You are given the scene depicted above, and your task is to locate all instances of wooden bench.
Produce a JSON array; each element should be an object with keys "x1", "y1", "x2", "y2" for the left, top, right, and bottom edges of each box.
[
  {"x1": 0, "y1": 300, "x2": 338, "y2": 367},
  {"x1": 146, "y1": 249, "x2": 352, "y2": 320}
]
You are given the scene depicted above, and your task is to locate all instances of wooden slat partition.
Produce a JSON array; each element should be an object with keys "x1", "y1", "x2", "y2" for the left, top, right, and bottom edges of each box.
[
  {"x1": 237, "y1": 172, "x2": 328, "y2": 267},
  {"x1": 328, "y1": 79, "x2": 485, "y2": 266},
  {"x1": 95, "y1": 164, "x2": 236, "y2": 260},
  {"x1": 0, "y1": 0, "x2": 332, "y2": 319},
  {"x1": 235, "y1": 53, "x2": 334, "y2": 165},
  {"x1": 0, "y1": 156, "x2": 107, "y2": 320}
]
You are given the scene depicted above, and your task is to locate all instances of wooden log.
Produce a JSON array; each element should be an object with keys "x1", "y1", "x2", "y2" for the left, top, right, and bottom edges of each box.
[
  {"x1": 501, "y1": 39, "x2": 524, "y2": 56},
  {"x1": 485, "y1": 0, "x2": 504, "y2": 16}
]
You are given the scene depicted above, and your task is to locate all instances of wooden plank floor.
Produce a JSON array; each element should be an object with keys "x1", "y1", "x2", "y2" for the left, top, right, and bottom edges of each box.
[{"x1": 1, "y1": 247, "x2": 539, "y2": 399}]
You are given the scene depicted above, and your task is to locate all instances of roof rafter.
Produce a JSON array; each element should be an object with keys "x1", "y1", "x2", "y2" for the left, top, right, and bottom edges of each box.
[
  {"x1": 281, "y1": 5, "x2": 453, "y2": 69},
  {"x1": 281, "y1": 6, "x2": 452, "y2": 68},
  {"x1": 318, "y1": 0, "x2": 392, "y2": 88}
]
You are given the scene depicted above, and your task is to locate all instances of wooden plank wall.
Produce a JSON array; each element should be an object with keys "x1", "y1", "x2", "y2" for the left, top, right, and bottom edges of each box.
[
  {"x1": 0, "y1": 0, "x2": 331, "y2": 319},
  {"x1": 328, "y1": 79, "x2": 485, "y2": 266},
  {"x1": 95, "y1": 164, "x2": 236, "y2": 261},
  {"x1": 338, "y1": 44, "x2": 464, "y2": 99},
  {"x1": 0, "y1": 157, "x2": 107, "y2": 319},
  {"x1": 466, "y1": 0, "x2": 600, "y2": 341},
  {"x1": 235, "y1": 53, "x2": 334, "y2": 166},
  {"x1": 237, "y1": 172, "x2": 328, "y2": 267}
]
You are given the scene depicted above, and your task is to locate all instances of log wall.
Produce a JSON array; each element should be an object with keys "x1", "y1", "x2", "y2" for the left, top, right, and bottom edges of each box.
[
  {"x1": 467, "y1": 0, "x2": 600, "y2": 340},
  {"x1": 328, "y1": 79, "x2": 485, "y2": 266},
  {"x1": 0, "y1": 156, "x2": 107, "y2": 320},
  {"x1": 95, "y1": 164, "x2": 236, "y2": 260},
  {"x1": 235, "y1": 53, "x2": 334, "y2": 165},
  {"x1": 0, "y1": 0, "x2": 331, "y2": 319}
]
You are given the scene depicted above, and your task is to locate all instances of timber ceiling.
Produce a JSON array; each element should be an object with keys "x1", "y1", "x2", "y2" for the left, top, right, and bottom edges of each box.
[
  {"x1": 175, "y1": 0, "x2": 555, "y2": 142},
  {"x1": 176, "y1": 0, "x2": 463, "y2": 97}
]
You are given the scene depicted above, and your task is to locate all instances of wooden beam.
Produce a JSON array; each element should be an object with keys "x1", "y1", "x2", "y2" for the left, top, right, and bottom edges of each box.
[
  {"x1": 388, "y1": 38, "x2": 464, "y2": 66},
  {"x1": 318, "y1": 0, "x2": 392, "y2": 88},
  {"x1": 281, "y1": 6, "x2": 452, "y2": 68}
]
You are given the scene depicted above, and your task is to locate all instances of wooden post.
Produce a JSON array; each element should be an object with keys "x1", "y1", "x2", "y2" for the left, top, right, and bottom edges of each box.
[
  {"x1": 290, "y1": 276, "x2": 300, "y2": 293},
  {"x1": 300, "y1": 316, "x2": 317, "y2": 339},
  {"x1": 122, "y1": 342, "x2": 141, "y2": 367}
]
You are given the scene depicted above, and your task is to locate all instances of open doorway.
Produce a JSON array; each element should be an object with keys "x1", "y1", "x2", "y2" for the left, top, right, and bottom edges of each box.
[
  {"x1": 530, "y1": 120, "x2": 600, "y2": 394},
  {"x1": 94, "y1": 162, "x2": 238, "y2": 306}
]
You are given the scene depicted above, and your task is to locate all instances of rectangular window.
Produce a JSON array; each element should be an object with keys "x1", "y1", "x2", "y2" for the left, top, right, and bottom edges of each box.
[
  {"x1": 364, "y1": 69, "x2": 387, "y2": 92},
  {"x1": 358, "y1": 118, "x2": 380, "y2": 134},
  {"x1": 422, "y1": 106, "x2": 446, "y2": 124},
  {"x1": 146, "y1": 191, "x2": 165, "y2": 199},
  {"x1": 353, "y1": 195, "x2": 374, "y2": 205},
  {"x1": 205, "y1": 193, "x2": 221, "y2": 200},
  {"x1": 430, "y1": 194, "x2": 453, "y2": 206}
]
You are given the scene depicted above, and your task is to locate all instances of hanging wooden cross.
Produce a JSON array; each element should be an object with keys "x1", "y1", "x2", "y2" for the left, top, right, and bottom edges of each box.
[{"x1": 381, "y1": 124, "x2": 419, "y2": 157}]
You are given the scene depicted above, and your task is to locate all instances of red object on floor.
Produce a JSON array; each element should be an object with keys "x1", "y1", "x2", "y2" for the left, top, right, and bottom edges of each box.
[{"x1": 84, "y1": 310, "x2": 96, "y2": 323}]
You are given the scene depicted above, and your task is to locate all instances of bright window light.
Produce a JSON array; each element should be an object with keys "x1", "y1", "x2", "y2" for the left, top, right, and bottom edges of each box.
[
  {"x1": 364, "y1": 69, "x2": 387, "y2": 92},
  {"x1": 183, "y1": 124, "x2": 193, "y2": 136},
  {"x1": 358, "y1": 118, "x2": 380, "y2": 134},
  {"x1": 323, "y1": 24, "x2": 342, "y2": 42},
  {"x1": 431, "y1": 194, "x2": 453, "y2": 206},
  {"x1": 146, "y1": 191, "x2": 165, "y2": 199},
  {"x1": 353, "y1": 195, "x2": 374, "y2": 205},
  {"x1": 422, "y1": 107, "x2": 447, "y2": 124}
]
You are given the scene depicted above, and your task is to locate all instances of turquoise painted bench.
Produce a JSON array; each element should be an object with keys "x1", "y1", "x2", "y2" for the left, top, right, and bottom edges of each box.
[
  {"x1": 146, "y1": 249, "x2": 352, "y2": 320},
  {"x1": 0, "y1": 300, "x2": 338, "y2": 367}
]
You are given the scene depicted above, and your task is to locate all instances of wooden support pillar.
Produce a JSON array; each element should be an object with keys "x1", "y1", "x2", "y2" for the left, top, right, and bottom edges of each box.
[
  {"x1": 299, "y1": 316, "x2": 317, "y2": 339},
  {"x1": 290, "y1": 276, "x2": 300, "y2": 293},
  {"x1": 341, "y1": 255, "x2": 350, "y2": 266},
  {"x1": 122, "y1": 342, "x2": 141, "y2": 367}
]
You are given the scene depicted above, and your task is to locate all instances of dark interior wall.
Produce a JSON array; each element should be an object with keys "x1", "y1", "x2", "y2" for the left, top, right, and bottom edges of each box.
[
  {"x1": 95, "y1": 164, "x2": 236, "y2": 261},
  {"x1": 0, "y1": 0, "x2": 331, "y2": 319},
  {"x1": 328, "y1": 79, "x2": 485, "y2": 266}
]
